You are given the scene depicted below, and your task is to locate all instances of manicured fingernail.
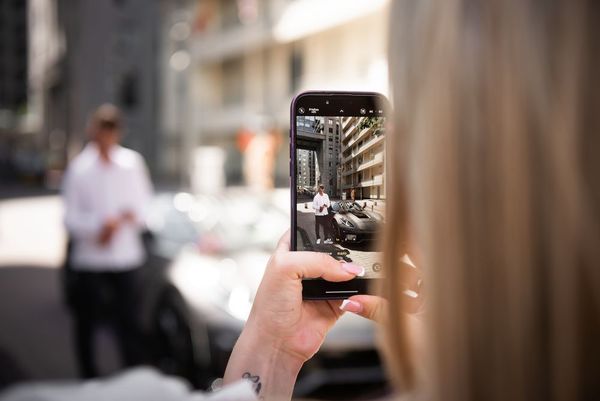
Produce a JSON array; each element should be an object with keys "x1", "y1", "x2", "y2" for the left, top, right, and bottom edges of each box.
[
  {"x1": 341, "y1": 262, "x2": 365, "y2": 277},
  {"x1": 340, "y1": 299, "x2": 363, "y2": 313}
]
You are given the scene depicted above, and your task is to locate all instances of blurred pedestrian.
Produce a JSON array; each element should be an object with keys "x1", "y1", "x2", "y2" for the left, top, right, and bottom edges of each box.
[{"x1": 62, "y1": 104, "x2": 153, "y2": 378}]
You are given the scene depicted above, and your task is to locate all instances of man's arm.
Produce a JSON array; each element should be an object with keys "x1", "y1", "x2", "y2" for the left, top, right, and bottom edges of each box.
[{"x1": 122, "y1": 154, "x2": 153, "y2": 227}]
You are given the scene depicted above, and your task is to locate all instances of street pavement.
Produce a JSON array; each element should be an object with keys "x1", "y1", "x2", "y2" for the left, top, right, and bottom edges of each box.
[{"x1": 0, "y1": 195, "x2": 121, "y2": 389}]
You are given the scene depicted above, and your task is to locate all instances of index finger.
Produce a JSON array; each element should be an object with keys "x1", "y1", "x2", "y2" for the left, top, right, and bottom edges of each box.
[{"x1": 275, "y1": 229, "x2": 291, "y2": 252}]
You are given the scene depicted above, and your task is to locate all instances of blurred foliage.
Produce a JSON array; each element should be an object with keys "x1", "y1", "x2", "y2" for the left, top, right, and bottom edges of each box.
[{"x1": 357, "y1": 117, "x2": 384, "y2": 131}]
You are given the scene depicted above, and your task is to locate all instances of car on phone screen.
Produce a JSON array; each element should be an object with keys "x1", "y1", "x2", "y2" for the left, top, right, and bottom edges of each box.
[
  {"x1": 139, "y1": 190, "x2": 387, "y2": 399},
  {"x1": 330, "y1": 201, "x2": 383, "y2": 245}
]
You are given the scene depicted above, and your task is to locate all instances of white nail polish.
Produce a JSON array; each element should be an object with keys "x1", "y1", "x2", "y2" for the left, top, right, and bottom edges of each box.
[{"x1": 340, "y1": 300, "x2": 351, "y2": 310}]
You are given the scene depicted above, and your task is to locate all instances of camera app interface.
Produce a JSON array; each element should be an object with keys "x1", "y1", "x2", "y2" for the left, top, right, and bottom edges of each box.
[{"x1": 295, "y1": 112, "x2": 385, "y2": 278}]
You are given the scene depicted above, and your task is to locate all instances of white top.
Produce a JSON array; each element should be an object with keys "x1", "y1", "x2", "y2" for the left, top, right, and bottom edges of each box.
[
  {"x1": 62, "y1": 143, "x2": 153, "y2": 271},
  {"x1": 312, "y1": 193, "x2": 330, "y2": 216},
  {"x1": 0, "y1": 367, "x2": 258, "y2": 401}
]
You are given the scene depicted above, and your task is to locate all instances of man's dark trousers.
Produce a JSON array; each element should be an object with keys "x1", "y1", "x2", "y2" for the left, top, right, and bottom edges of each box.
[
  {"x1": 315, "y1": 215, "x2": 331, "y2": 241},
  {"x1": 71, "y1": 268, "x2": 145, "y2": 378}
]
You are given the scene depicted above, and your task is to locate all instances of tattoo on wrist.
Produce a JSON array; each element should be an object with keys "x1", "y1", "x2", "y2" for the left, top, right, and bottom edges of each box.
[{"x1": 242, "y1": 372, "x2": 262, "y2": 394}]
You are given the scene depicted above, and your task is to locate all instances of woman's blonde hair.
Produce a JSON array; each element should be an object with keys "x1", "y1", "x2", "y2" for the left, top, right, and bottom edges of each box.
[{"x1": 383, "y1": 1, "x2": 600, "y2": 400}]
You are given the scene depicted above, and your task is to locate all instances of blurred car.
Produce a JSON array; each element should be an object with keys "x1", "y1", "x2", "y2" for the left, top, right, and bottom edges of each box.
[
  {"x1": 330, "y1": 201, "x2": 383, "y2": 245},
  {"x1": 140, "y1": 189, "x2": 387, "y2": 397}
]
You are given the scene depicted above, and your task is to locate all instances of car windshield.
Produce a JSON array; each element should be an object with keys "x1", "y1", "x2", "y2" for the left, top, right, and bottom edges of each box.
[{"x1": 345, "y1": 202, "x2": 363, "y2": 212}]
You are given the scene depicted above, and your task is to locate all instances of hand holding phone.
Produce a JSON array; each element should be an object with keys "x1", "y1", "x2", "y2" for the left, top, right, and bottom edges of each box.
[
  {"x1": 290, "y1": 91, "x2": 390, "y2": 299},
  {"x1": 223, "y1": 231, "x2": 364, "y2": 398}
]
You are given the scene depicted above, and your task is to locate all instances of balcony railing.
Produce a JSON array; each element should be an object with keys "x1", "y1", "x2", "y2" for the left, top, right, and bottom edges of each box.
[
  {"x1": 343, "y1": 125, "x2": 372, "y2": 148},
  {"x1": 342, "y1": 134, "x2": 384, "y2": 163},
  {"x1": 341, "y1": 174, "x2": 383, "y2": 189},
  {"x1": 190, "y1": 21, "x2": 271, "y2": 64},
  {"x1": 342, "y1": 116, "x2": 357, "y2": 132},
  {"x1": 359, "y1": 175, "x2": 383, "y2": 187},
  {"x1": 342, "y1": 122, "x2": 363, "y2": 143},
  {"x1": 356, "y1": 153, "x2": 383, "y2": 172}
]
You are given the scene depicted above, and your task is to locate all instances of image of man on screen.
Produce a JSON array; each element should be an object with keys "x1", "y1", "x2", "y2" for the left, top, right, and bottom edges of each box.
[{"x1": 313, "y1": 184, "x2": 333, "y2": 245}]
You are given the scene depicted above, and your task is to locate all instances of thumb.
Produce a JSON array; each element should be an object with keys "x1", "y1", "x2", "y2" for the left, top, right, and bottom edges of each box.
[
  {"x1": 340, "y1": 295, "x2": 387, "y2": 323},
  {"x1": 272, "y1": 231, "x2": 365, "y2": 281}
]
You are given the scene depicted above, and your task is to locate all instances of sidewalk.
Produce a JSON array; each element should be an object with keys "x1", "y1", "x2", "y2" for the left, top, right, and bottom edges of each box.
[{"x1": 0, "y1": 195, "x2": 66, "y2": 268}]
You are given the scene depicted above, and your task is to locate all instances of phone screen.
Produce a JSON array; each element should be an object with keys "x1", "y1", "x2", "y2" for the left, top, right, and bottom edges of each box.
[{"x1": 293, "y1": 99, "x2": 386, "y2": 279}]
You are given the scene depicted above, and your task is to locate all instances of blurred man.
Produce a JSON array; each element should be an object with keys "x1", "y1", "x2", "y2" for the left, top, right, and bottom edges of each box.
[
  {"x1": 313, "y1": 184, "x2": 333, "y2": 244},
  {"x1": 62, "y1": 104, "x2": 152, "y2": 378}
]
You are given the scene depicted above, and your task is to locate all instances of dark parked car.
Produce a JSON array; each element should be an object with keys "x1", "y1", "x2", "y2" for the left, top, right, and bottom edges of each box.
[{"x1": 330, "y1": 201, "x2": 383, "y2": 245}]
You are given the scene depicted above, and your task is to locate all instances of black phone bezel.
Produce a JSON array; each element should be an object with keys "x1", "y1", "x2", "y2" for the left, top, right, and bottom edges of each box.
[{"x1": 290, "y1": 91, "x2": 389, "y2": 300}]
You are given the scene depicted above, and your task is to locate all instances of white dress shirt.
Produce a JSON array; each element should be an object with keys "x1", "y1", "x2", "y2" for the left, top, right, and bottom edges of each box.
[
  {"x1": 313, "y1": 192, "x2": 330, "y2": 216},
  {"x1": 62, "y1": 143, "x2": 153, "y2": 271}
]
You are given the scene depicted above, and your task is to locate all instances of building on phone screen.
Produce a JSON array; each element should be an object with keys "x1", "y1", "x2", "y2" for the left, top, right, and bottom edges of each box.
[{"x1": 340, "y1": 116, "x2": 385, "y2": 200}]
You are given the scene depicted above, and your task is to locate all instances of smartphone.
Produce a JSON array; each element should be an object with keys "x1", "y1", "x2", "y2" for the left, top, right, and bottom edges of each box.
[{"x1": 290, "y1": 91, "x2": 389, "y2": 299}]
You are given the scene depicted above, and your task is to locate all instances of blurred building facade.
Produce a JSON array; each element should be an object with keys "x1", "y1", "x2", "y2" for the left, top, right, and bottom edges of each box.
[
  {"x1": 161, "y1": 0, "x2": 389, "y2": 187},
  {"x1": 27, "y1": 0, "x2": 162, "y2": 182},
  {"x1": 16, "y1": 0, "x2": 389, "y2": 188},
  {"x1": 0, "y1": 0, "x2": 28, "y2": 115},
  {"x1": 0, "y1": 0, "x2": 30, "y2": 182}
]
